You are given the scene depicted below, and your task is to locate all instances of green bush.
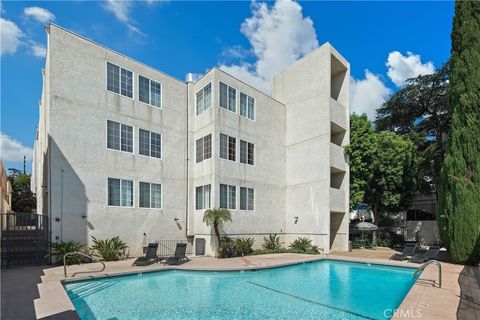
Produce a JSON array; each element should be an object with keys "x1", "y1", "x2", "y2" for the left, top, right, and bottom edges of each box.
[
  {"x1": 90, "y1": 236, "x2": 127, "y2": 261},
  {"x1": 252, "y1": 247, "x2": 320, "y2": 255},
  {"x1": 376, "y1": 231, "x2": 391, "y2": 247},
  {"x1": 219, "y1": 236, "x2": 236, "y2": 258},
  {"x1": 49, "y1": 241, "x2": 84, "y2": 265},
  {"x1": 376, "y1": 230, "x2": 404, "y2": 248},
  {"x1": 234, "y1": 238, "x2": 255, "y2": 256},
  {"x1": 289, "y1": 237, "x2": 319, "y2": 253},
  {"x1": 252, "y1": 248, "x2": 289, "y2": 255},
  {"x1": 262, "y1": 234, "x2": 282, "y2": 250}
]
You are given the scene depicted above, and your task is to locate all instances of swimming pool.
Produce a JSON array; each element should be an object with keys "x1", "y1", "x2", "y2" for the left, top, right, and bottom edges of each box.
[{"x1": 64, "y1": 260, "x2": 417, "y2": 320}]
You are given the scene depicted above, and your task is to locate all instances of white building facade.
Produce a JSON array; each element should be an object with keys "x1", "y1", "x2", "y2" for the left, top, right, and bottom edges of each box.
[{"x1": 32, "y1": 24, "x2": 350, "y2": 256}]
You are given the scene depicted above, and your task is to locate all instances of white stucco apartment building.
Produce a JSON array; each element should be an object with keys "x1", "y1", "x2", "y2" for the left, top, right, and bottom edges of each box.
[{"x1": 32, "y1": 24, "x2": 350, "y2": 256}]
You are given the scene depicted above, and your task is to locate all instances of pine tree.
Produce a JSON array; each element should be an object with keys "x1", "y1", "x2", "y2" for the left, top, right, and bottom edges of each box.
[{"x1": 438, "y1": 1, "x2": 480, "y2": 264}]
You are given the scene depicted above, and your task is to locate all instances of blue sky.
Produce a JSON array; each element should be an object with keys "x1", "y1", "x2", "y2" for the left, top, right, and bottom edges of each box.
[{"x1": 1, "y1": 1, "x2": 454, "y2": 173}]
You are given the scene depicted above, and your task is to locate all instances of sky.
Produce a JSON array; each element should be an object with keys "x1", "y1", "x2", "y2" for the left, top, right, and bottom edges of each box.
[{"x1": 1, "y1": 0, "x2": 454, "y2": 173}]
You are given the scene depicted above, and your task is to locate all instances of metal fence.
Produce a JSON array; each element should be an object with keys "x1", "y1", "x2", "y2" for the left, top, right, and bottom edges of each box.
[
  {"x1": 155, "y1": 240, "x2": 193, "y2": 257},
  {"x1": 1, "y1": 213, "x2": 49, "y2": 268}
]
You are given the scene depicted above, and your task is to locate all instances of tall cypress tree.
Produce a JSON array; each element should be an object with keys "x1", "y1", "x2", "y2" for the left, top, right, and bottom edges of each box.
[{"x1": 438, "y1": 1, "x2": 480, "y2": 264}]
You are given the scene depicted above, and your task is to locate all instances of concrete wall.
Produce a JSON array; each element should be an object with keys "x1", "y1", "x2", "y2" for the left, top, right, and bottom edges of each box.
[
  {"x1": 34, "y1": 25, "x2": 350, "y2": 257},
  {"x1": 405, "y1": 221, "x2": 441, "y2": 245},
  {"x1": 273, "y1": 43, "x2": 350, "y2": 253},
  {"x1": 40, "y1": 25, "x2": 188, "y2": 255},
  {"x1": 190, "y1": 69, "x2": 286, "y2": 255}
]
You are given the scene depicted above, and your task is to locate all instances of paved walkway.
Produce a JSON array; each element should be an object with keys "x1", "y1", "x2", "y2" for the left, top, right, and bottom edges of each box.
[{"x1": 1, "y1": 251, "x2": 478, "y2": 320}]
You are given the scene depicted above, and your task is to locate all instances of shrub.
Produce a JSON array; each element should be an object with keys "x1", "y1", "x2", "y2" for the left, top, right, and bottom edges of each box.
[
  {"x1": 289, "y1": 237, "x2": 319, "y2": 253},
  {"x1": 251, "y1": 247, "x2": 320, "y2": 255},
  {"x1": 234, "y1": 238, "x2": 255, "y2": 256},
  {"x1": 219, "y1": 236, "x2": 236, "y2": 258},
  {"x1": 50, "y1": 241, "x2": 84, "y2": 265},
  {"x1": 262, "y1": 234, "x2": 282, "y2": 251},
  {"x1": 376, "y1": 231, "x2": 391, "y2": 247},
  {"x1": 252, "y1": 248, "x2": 289, "y2": 255},
  {"x1": 90, "y1": 236, "x2": 127, "y2": 261},
  {"x1": 376, "y1": 230, "x2": 404, "y2": 248}
]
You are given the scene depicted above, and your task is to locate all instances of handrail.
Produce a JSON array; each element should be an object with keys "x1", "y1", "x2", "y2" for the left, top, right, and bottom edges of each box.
[
  {"x1": 64, "y1": 252, "x2": 106, "y2": 278},
  {"x1": 413, "y1": 260, "x2": 442, "y2": 288}
]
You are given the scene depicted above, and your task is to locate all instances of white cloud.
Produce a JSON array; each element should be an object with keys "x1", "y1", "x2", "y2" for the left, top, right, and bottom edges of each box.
[
  {"x1": 103, "y1": 1, "x2": 146, "y2": 39},
  {"x1": 127, "y1": 24, "x2": 145, "y2": 37},
  {"x1": 219, "y1": 0, "x2": 319, "y2": 93},
  {"x1": 103, "y1": 0, "x2": 133, "y2": 23},
  {"x1": 0, "y1": 133, "x2": 33, "y2": 162},
  {"x1": 1, "y1": 18, "x2": 23, "y2": 55},
  {"x1": 24, "y1": 7, "x2": 55, "y2": 23},
  {"x1": 386, "y1": 51, "x2": 435, "y2": 87},
  {"x1": 350, "y1": 70, "x2": 392, "y2": 120},
  {"x1": 220, "y1": 45, "x2": 251, "y2": 61},
  {"x1": 31, "y1": 42, "x2": 46, "y2": 57}
]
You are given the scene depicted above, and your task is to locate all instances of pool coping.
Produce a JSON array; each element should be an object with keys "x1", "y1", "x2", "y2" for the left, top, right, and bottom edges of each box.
[
  {"x1": 35, "y1": 254, "x2": 457, "y2": 320},
  {"x1": 60, "y1": 255, "x2": 418, "y2": 284}
]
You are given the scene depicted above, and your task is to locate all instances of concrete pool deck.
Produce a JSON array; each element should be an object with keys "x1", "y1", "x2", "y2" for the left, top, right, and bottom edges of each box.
[{"x1": 1, "y1": 250, "x2": 478, "y2": 319}]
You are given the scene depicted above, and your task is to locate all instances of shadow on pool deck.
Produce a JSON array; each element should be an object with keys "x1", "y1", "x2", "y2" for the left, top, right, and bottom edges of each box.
[
  {"x1": 1, "y1": 265, "x2": 79, "y2": 320},
  {"x1": 457, "y1": 265, "x2": 480, "y2": 320}
]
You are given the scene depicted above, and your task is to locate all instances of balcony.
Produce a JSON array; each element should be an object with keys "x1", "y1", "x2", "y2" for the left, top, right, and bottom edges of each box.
[
  {"x1": 330, "y1": 188, "x2": 346, "y2": 213},
  {"x1": 330, "y1": 143, "x2": 346, "y2": 172},
  {"x1": 329, "y1": 98, "x2": 347, "y2": 130}
]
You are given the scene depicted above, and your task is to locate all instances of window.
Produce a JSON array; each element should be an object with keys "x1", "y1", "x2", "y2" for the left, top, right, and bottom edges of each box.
[
  {"x1": 139, "y1": 182, "x2": 162, "y2": 209},
  {"x1": 240, "y1": 92, "x2": 255, "y2": 120},
  {"x1": 240, "y1": 187, "x2": 254, "y2": 210},
  {"x1": 220, "y1": 134, "x2": 236, "y2": 161},
  {"x1": 107, "y1": 120, "x2": 133, "y2": 153},
  {"x1": 196, "y1": 83, "x2": 212, "y2": 115},
  {"x1": 108, "y1": 178, "x2": 133, "y2": 207},
  {"x1": 195, "y1": 185, "x2": 211, "y2": 210},
  {"x1": 240, "y1": 140, "x2": 254, "y2": 165},
  {"x1": 139, "y1": 75, "x2": 161, "y2": 108},
  {"x1": 220, "y1": 184, "x2": 236, "y2": 209},
  {"x1": 107, "y1": 62, "x2": 132, "y2": 98},
  {"x1": 139, "y1": 129, "x2": 162, "y2": 158},
  {"x1": 219, "y1": 82, "x2": 236, "y2": 112},
  {"x1": 196, "y1": 134, "x2": 212, "y2": 163}
]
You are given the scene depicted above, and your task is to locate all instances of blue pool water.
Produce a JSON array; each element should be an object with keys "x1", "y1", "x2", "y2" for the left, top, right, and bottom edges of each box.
[{"x1": 64, "y1": 260, "x2": 416, "y2": 320}]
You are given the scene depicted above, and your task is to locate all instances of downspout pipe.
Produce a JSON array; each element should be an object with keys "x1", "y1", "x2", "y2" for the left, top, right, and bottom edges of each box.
[{"x1": 185, "y1": 73, "x2": 194, "y2": 238}]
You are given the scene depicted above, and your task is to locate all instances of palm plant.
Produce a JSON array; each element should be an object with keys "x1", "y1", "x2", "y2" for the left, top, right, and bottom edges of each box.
[
  {"x1": 90, "y1": 236, "x2": 128, "y2": 261},
  {"x1": 263, "y1": 234, "x2": 282, "y2": 251},
  {"x1": 235, "y1": 237, "x2": 255, "y2": 256},
  {"x1": 203, "y1": 208, "x2": 232, "y2": 250},
  {"x1": 49, "y1": 241, "x2": 85, "y2": 265},
  {"x1": 289, "y1": 237, "x2": 319, "y2": 253}
]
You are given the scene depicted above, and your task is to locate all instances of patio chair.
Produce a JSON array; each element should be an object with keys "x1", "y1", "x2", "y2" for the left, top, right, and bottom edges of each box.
[
  {"x1": 391, "y1": 242, "x2": 417, "y2": 261},
  {"x1": 164, "y1": 243, "x2": 190, "y2": 265},
  {"x1": 410, "y1": 245, "x2": 441, "y2": 263},
  {"x1": 132, "y1": 243, "x2": 158, "y2": 266}
]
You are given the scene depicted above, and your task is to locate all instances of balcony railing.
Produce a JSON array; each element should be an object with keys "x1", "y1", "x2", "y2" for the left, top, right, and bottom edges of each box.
[{"x1": 154, "y1": 240, "x2": 193, "y2": 257}]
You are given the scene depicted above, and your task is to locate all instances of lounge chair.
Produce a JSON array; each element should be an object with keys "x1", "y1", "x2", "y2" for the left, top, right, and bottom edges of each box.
[
  {"x1": 410, "y1": 245, "x2": 441, "y2": 263},
  {"x1": 132, "y1": 243, "x2": 158, "y2": 266},
  {"x1": 391, "y1": 242, "x2": 417, "y2": 261},
  {"x1": 164, "y1": 243, "x2": 190, "y2": 265}
]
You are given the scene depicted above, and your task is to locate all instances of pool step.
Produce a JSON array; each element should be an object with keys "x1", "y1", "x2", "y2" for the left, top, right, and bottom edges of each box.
[{"x1": 35, "y1": 281, "x2": 77, "y2": 319}]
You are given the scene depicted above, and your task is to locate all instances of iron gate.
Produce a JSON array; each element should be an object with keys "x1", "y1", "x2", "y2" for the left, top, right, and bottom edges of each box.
[{"x1": 1, "y1": 213, "x2": 50, "y2": 268}]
